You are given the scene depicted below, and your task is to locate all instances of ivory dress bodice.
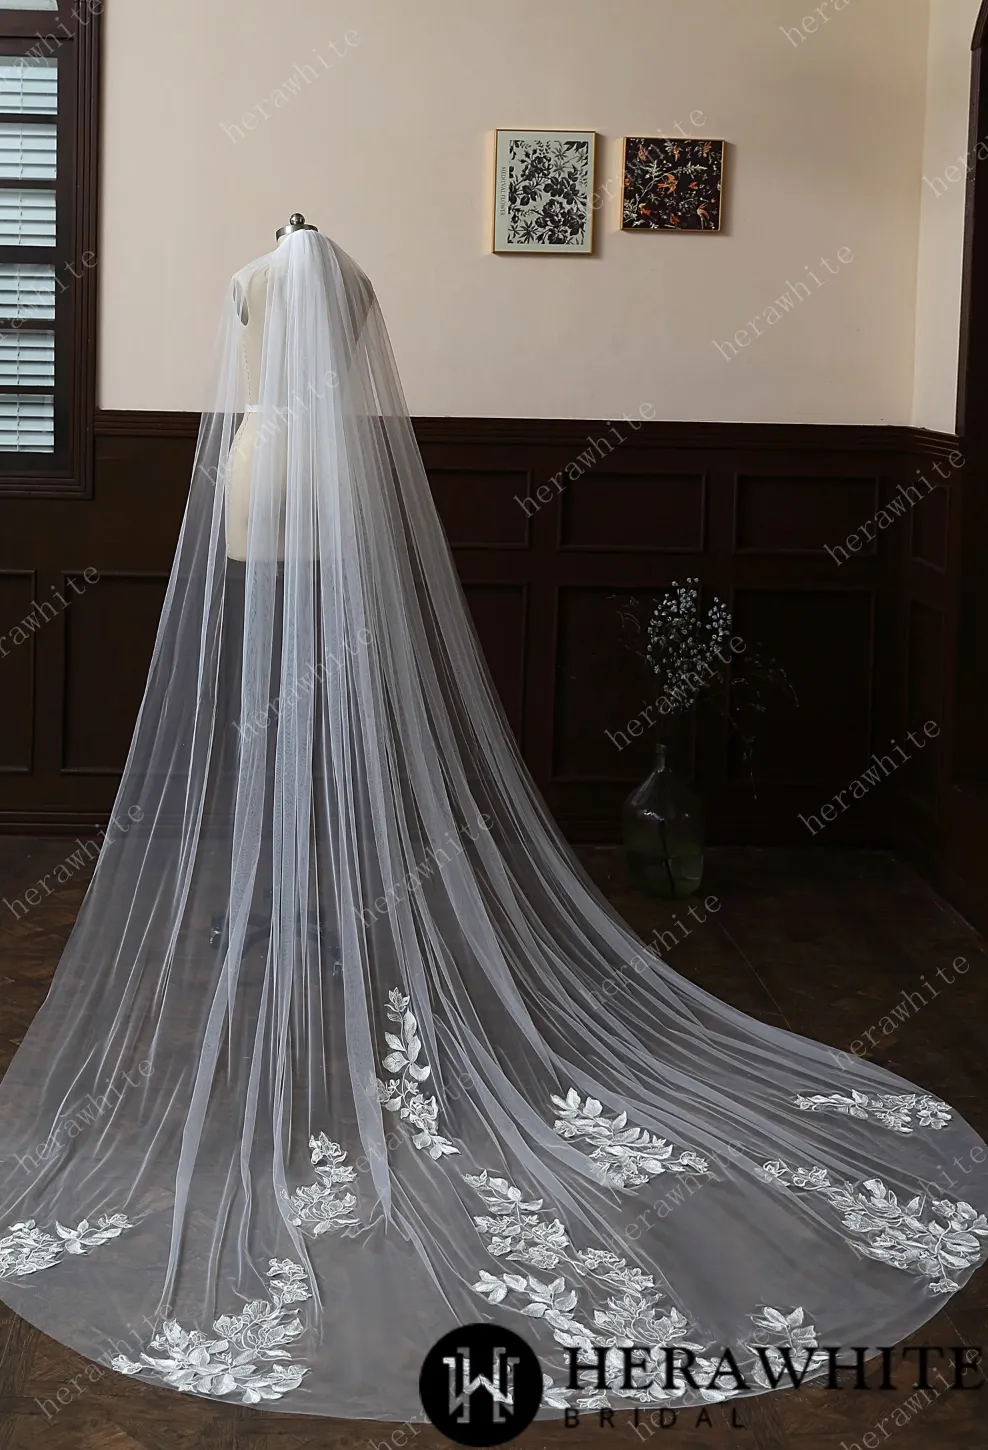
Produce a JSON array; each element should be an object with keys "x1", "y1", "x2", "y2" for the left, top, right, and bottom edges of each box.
[
  {"x1": 224, "y1": 241, "x2": 375, "y2": 561},
  {"x1": 225, "y1": 260, "x2": 285, "y2": 562}
]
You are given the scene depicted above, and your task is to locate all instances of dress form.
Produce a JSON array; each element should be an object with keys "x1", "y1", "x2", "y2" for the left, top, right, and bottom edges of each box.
[
  {"x1": 225, "y1": 214, "x2": 377, "y2": 562},
  {"x1": 224, "y1": 228, "x2": 295, "y2": 563}
]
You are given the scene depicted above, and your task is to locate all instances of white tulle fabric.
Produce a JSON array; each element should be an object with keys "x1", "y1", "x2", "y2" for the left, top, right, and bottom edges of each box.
[{"x1": 0, "y1": 230, "x2": 986, "y2": 1419}]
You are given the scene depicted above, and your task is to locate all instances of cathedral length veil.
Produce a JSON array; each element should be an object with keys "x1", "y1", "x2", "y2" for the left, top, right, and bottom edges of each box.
[{"x1": 0, "y1": 228, "x2": 986, "y2": 1420}]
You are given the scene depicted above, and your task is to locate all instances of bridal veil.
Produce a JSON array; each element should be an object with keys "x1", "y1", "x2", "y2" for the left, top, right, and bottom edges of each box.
[{"x1": 0, "y1": 229, "x2": 985, "y2": 1419}]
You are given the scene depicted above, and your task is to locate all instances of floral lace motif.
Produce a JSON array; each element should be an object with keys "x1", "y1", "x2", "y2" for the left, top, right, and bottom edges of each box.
[
  {"x1": 795, "y1": 1091, "x2": 951, "y2": 1134},
  {"x1": 0, "y1": 1215, "x2": 131, "y2": 1279},
  {"x1": 551, "y1": 1090, "x2": 709, "y2": 1188},
  {"x1": 375, "y1": 988, "x2": 458, "y2": 1159},
  {"x1": 466, "y1": 1169, "x2": 822, "y2": 1407},
  {"x1": 112, "y1": 1260, "x2": 310, "y2": 1405},
  {"x1": 761, "y1": 1160, "x2": 988, "y2": 1294},
  {"x1": 284, "y1": 1134, "x2": 359, "y2": 1237}
]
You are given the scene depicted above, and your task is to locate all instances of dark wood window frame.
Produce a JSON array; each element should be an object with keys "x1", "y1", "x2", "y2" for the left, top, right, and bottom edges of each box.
[
  {"x1": 948, "y1": 1, "x2": 988, "y2": 791},
  {"x1": 0, "y1": 2, "x2": 99, "y2": 498}
]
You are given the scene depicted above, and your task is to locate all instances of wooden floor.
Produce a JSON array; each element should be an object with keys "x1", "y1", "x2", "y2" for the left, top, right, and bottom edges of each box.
[{"x1": 0, "y1": 841, "x2": 985, "y2": 1450}]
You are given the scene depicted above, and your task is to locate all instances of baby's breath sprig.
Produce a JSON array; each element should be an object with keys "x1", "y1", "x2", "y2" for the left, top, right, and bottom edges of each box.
[{"x1": 645, "y1": 578, "x2": 732, "y2": 718}]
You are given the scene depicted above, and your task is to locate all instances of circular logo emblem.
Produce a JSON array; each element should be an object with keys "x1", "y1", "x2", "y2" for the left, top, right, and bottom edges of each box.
[{"x1": 419, "y1": 1323, "x2": 543, "y2": 1446}]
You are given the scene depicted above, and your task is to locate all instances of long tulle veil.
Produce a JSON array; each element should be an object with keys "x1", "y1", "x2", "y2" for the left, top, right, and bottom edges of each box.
[{"x1": 0, "y1": 229, "x2": 985, "y2": 1419}]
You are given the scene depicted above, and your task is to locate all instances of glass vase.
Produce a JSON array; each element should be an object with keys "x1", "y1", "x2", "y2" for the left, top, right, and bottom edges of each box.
[{"x1": 621, "y1": 742, "x2": 704, "y2": 898}]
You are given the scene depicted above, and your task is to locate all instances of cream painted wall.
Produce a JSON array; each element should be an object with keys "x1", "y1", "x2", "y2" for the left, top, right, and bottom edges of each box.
[
  {"x1": 100, "y1": 0, "x2": 932, "y2": 422},
  {"x1": 912, "y1": 0, "x2": 982, "y2": 432}
]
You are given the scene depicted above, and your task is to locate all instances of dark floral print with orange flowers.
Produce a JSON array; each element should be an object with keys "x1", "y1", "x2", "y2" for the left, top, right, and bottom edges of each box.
[{"x1": 622, "y1": 137, "x2": 724, "y2": 231}]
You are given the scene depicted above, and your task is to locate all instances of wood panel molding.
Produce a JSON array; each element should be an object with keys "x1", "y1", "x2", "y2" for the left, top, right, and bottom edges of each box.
[
  {"x1": 0, "y1": 411, "x2": 982, "y2": 932},
  {"x1": 94, "y1": 410, "x2": 961, "y2": 457}
]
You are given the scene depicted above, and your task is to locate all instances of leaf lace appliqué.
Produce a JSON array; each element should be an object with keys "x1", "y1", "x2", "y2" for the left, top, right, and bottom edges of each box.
[
  {"x1": 375, "y1": 988, "x2": 458, "y2": 1159},
  {"x1": 111, "y1": 1259, "x2": 310, "y2": 1405},
  {"x1": 761, "y1": 1160, "x2": 988, "y2": 1294},
  {"x1": 466, "y1": 1169, "x2": 708, "y2": 1408},
  {"x1": 794, "y1": 1091, "x2": 951, "y2": 1134},
  {"x1": 1, "y1": 1215, "x2": 132, "y2": 1279},
  {"x1": 551, "y1": 1089, "x2": 709, "y2": 1188},
  {"x1": 465, "y1": 1170, "x2": 825, "y2": 1407},
  {"x1": 284, "y1": 1134, "x2": 360, "y2": 1236}
]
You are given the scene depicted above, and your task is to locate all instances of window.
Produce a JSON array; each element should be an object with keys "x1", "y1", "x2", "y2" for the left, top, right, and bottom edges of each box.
[{"x1": 0, "y1": 1, "x2": 99, "y2": 495}]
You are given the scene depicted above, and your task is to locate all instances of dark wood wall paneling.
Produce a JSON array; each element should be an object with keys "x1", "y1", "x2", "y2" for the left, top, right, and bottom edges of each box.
[
  {"x1": 893, "y1": 0, "x2": 988, "y2": 935},
  {"x1": 5, "y1": 414, "x2": 979, "y2": 930}
]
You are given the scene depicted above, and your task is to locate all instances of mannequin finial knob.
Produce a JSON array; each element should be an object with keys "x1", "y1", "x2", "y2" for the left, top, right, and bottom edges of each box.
[{"x1": 276, "y1": 212, "x2": 318, "y2": 240}]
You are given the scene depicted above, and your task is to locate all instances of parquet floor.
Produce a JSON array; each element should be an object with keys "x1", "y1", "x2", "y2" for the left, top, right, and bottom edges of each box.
[{"x1": 0, "y1": 841, "x2": 985, "y2": 1450}]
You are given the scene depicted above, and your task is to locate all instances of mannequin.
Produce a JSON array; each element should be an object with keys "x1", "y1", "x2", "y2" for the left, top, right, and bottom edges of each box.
[
  {"x1": 225, "y1": 213, "x2": 373, "y2": 561},
  {"x1": 224, "y1": 215, "x2": 315, "y2": 561}
]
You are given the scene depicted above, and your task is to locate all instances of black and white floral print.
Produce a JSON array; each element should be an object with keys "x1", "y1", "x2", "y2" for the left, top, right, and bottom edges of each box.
[
  {"x1": 495, "y1": 132, "x2": 594, "y2": 252},
  {"x1": 622, "y1": 137, "x2": 724, "y2": 231}
]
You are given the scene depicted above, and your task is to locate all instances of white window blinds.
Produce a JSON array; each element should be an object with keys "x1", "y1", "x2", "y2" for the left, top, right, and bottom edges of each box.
[
  {"x1": 0, "y1": 57, "x2": 57, "y2": 113},
  {"x1": 0, "y1": 49, "x2": 58, "y2": 452},
  {"x1": 0, "y1": 186, "x2": 55, "y2": 244},
  {"x1": 0, "y1": 393, "x2": 53, "y2": 450},
  {"x1": 0, "y1": 327, "x2": 54, "y2": 384},
  {"x1": 0, "y1": 122, "x2": 56, "y2": 179},
  {"x1": 0, "y1": 263, "x2": 55, "y2": 316}
]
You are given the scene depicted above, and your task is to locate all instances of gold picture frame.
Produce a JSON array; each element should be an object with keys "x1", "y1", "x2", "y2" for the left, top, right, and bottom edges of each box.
[{"x1": 492, "y1": 129, "x2": 596, "y2": 254}]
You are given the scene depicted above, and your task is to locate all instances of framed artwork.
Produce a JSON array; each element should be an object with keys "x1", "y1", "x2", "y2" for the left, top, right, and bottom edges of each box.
[
  {"x1": 621, "y1": 137, "x2": 726, "y2": 232},
  {"x1": 493, "y1": 130, "x2": 596, "y2": 254}
]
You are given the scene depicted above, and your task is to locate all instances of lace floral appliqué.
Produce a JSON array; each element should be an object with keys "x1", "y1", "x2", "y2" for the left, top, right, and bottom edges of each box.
[
  {"x1": 0, "y1": 1215, "x2": 131, "y2": 1279},
  {"x1": 112, "y1": 1259, "x2": 310, "y2": 1405},
  {"x1": 551, "y1": 1090, "x2": 709, "y2": 1188},
  {"x1": 761, "y1": 1160, "x2": 988, "y2": 1293},
  {"x1": 285, "y1": 1134, "x2": 360, "y2": 1236},
  {"x1": 376, "y1": 988, "x2": 458, "y2": 1159},
  {"x1": 466, "y1": 1169, "x2": 823, "y2": 1407},
  {"x1": 794, "y1": 1091, "x2": 951, "y2": 1134}
]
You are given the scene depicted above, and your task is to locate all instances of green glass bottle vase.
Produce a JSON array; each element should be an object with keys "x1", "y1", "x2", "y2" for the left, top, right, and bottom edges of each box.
[{"x1": 621, "y1": 742, "x2": 704, "y2": 898}]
